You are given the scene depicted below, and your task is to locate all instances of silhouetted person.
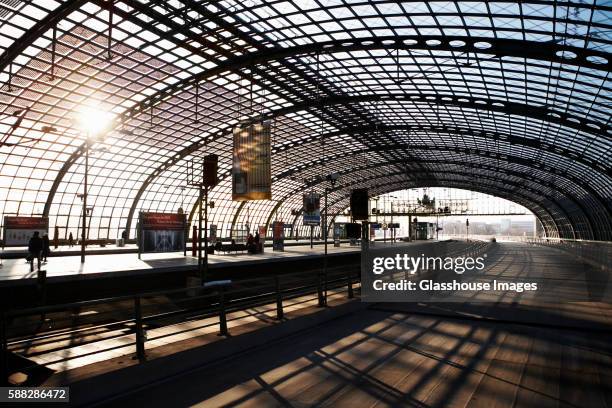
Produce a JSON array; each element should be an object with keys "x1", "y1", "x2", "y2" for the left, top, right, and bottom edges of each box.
[
  {"x1": 68, "y1": 232, "x2": 74, "y2": 247},
  {"x1": 254, "y1": 232, "x2": 262, "y2": 253},
  {"x1": 247, "y1": 233, "x2": 255, "y2": 254},
  {"x1": 42, "y1": 233, "x2": 50, "y2": 262},
  {"x1": 28, "y1": 231, "x2": 43, "y2": 272}
]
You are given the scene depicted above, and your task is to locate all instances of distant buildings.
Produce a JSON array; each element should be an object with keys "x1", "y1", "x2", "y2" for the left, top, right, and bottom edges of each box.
[{"x1": 441, "y1": 218, "x2": 535, "y2": 237}]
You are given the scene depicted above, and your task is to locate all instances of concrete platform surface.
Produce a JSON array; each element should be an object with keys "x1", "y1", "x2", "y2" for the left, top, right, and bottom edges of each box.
[
  {"x1": 79, "y1": 242, "x2": 611, "y2": 408},
  {"x1": 0, "y1": 243, "x2": 362, "y2": 284}
]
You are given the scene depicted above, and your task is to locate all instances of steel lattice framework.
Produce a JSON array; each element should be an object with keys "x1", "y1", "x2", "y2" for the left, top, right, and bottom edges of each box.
[{"x1": 0, "y1": 0, "x2": 610, "y2": 241}]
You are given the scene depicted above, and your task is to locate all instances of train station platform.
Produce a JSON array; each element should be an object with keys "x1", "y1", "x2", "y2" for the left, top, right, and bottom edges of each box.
[
  {"x1": 0, "y1": 242, "x2": 370, "y2": 285},
  {"x1": 16, "y1": 241, "x2": 610, "y2": 407},
  {"x1": 0, "y1": 239, "x2": 351, "y2": 259},
  {"x1": 0, "y1": 240, "x2": 423, "y2": 307}
]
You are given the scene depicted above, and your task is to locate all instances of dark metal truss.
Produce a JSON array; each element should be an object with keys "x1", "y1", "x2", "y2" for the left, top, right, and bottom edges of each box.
[{"x1": 0, "y1": 0, "x2": 610, "y2": 242}]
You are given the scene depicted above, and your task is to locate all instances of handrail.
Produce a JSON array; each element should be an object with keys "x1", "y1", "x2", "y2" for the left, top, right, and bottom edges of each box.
[
  {"x1": 520, "y1": 236, "x2": 611, "y2": 274},
  {"x1": 0, "y1": 239, "x2": 482, "y2": 383},
  {"x1": 521, "y1": 236, "x2": 612, "y2": 245},
  {"x1": 4, "y1": 263, "x2": 352, "y2": 317}
]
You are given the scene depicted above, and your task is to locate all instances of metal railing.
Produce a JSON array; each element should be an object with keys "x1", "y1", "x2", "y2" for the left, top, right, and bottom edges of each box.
[
  {"x1": 0, "y1": 238, "x2": 491, "y2": 384},
  {"x1": 520, "y1": 237, "x2": 612, "y2": 274},
  {"x1": 0, "y1": 265, "x2": 360, "y2": 384}
]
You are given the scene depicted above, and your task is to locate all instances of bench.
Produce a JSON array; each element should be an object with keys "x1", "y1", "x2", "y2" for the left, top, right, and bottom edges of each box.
[
  {"x1": 218, "y1": 243, "x2": 247, "y2": 254},
  {"x1": 78, "y1": 239, "x2": 108, "y2": 247}
]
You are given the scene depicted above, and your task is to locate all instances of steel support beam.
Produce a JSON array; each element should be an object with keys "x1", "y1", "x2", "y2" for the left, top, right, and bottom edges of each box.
[
  {"x1": 0, "y1": 0, "x2": 89, "y2": 73},
  {"x1": 107, "y1": 35, "x2": 612, "y2": 125},
  {"x1": 117, "y1": 100, "x2": 608, "y2": 240}
]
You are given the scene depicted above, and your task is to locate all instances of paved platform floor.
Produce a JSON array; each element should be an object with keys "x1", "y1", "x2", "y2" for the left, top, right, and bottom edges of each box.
[
  {"x1": 0, "y1": 242, "x2": 376, "y2": 283},
  {"x1": 0, "y1": 239, "x2": 340, "y2": 257},
  {"x1": 93, "y1": 242, "x2": 612, "y2": 407}
]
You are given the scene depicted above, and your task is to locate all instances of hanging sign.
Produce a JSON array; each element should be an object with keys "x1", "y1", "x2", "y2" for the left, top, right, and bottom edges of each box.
[
  {"x1": 232, "y1": 121, "x2": 272, "y2": 201},
  {"x1": 303, "y1": 193, "x2": 321, "y2": 226}
]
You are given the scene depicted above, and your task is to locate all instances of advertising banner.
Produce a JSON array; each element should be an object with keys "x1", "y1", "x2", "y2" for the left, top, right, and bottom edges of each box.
[
  {"x1": 3, "y1": 216, "x2": 49, "y2": 246},
  {"x1": 232, "y1": 121, "x2": 272, "y2": 201},
  {"x1": 272, "y1": 221, "x2": 284, "y2": 251},
  {"x1": 303, "y1": 193, "x2": 321, "y2": 226},
  {"x1": 139, "y1": 212, "x2": 186, "y2": 253}
]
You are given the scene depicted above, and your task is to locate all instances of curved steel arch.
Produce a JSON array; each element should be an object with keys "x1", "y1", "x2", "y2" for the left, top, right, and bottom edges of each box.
[
  {"x1": 112, "y1": 34, "x2": 612, "y2": 123},
  {"x1": 280, "y1": 94, "x2": 610, "y2": 138},
  {"x1": 117, "y1": 95, "x2": 609, "y2": 238},
  {"x1": 273, "y1": 126, "x2": 610, "y2": 184},
  {"x1": 10, "y1": 4, "x2": 608, "y2": 241},
  {"x1": 46, "y1": 88, "x2": 611, "y2": 225},
  {"x1": 327, "y1": 170, "x2": 571, "y2": 237},
  {"x1": 269, "y1": 161, "x2": 584, "y2": 239},
  {"x1": 71, "y1": 31, "x2": 607, "y2": 217},
  {"x1": 275, "y1": 146, "x2": 606, "y2": 232}
]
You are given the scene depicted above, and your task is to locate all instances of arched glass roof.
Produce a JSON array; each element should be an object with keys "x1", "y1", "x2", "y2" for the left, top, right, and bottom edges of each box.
[{"x1": 0, "y1": 0, "x2": 610, "y2": 241}]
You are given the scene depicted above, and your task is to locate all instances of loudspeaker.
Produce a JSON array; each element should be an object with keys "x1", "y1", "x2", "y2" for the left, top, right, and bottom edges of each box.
[
  {"x1": 203, "y1": 154, "x2": 218, "y2": 187},
  {"x1": 346, "y1": 223, "x2": 362, "y2": 239},
  {"x1": 350, "y1": 189, "x2": 369, "y2": 220}
]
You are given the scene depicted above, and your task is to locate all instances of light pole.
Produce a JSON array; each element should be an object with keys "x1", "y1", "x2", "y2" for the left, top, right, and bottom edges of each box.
[
  {"x1": 76, "y1": 109, "x2": 111, "y2": 263},
  {"x1": 79, "y1": 139, "x2": 109, "y2": 263},
  {"x1": 44, "y1": 106, "x2": 111, "y2": 264},
  {"x1": 198, "y1": 185, "x2": 203, "y2": 278},
  {"x1": 321, "y1": 173, "x2": 338, "y2": 307},
  {"x1": 389, "y1": 195, "x2": 397, "y2": 243},
  {"x1": 81, "y1": 134, "x2": 89, "y2": 263}
]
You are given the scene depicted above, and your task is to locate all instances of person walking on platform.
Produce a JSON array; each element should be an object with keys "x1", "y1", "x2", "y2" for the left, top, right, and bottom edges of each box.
[
  {"x1": 28, "y1": 231, "x2": 43, "y2": 272},
  {"x1": 68, "y1": 232, "x2": 74, "y2": 247},
  {"x1": 42, "y1": 233, "x2": 50, "y2": 263}
]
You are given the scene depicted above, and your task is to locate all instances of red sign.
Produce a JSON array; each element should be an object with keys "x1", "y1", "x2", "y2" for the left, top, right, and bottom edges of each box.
[
  {"x1": 140, "y1": 212, "x2": 185, "y2": 230},
  {"x1": 4, "y1": 216, "x2": 49, "y2": 229}
]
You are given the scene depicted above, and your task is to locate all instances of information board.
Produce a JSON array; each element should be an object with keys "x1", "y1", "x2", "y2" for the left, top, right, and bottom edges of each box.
[
  {"x1": 272, "y1": 221, "x2": 284, "y2": 251},
  {"x1": 139, "y1": 212, "x2": 186, "y2": 253},
  {"x1": 3, "y1": 216, "x2": 49, "y2": 246}
]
